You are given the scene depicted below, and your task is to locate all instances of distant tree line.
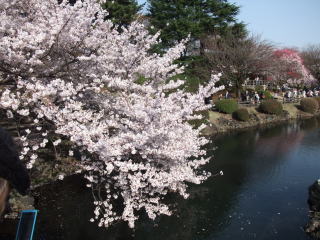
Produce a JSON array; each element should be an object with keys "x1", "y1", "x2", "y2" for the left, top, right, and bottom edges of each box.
[{"x1": 67, "y1": 0, "x2": 320, "y2": 94}]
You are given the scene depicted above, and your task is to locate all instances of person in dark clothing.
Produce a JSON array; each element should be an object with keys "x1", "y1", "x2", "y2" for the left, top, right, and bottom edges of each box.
[
  {"x1": 0, "y1": 127, "x2": 30, "y2": 195},
  {"x1": 0, "y1": 127, "x2": 30, "y2": 216}
]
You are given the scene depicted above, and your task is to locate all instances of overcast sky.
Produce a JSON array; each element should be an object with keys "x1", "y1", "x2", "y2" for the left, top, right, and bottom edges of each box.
[{"x1": 137, "y1": 0, "x2": 320, "y2": 49}]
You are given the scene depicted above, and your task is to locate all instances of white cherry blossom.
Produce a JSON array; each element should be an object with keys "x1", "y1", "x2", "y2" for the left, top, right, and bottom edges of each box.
[{"x1": 0, "y1": 0, "x2": 223, "y2": 228}]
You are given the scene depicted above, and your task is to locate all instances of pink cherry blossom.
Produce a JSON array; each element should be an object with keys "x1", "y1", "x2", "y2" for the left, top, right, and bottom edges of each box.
[{"x1": 274, "y1": 49, "x2": 315, "y2": 85}]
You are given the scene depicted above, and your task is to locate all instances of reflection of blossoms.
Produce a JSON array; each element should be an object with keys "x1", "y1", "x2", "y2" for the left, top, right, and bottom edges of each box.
[
  {"x1": 0, "y1": 0, "x2": 223, "y2": 228},
  {"x1": 256, "y1": 129, "x2": 304, "y2": 156}
]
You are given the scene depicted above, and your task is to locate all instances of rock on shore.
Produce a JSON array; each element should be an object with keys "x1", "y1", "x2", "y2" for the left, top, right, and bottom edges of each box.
[{"x1": 305, "y1": 180, "x2": 320, "y2": 239}]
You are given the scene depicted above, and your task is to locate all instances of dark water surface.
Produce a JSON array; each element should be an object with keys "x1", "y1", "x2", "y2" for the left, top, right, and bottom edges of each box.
[{"x1": 33, "y1": 118, "x2": 320, "y2": 239}]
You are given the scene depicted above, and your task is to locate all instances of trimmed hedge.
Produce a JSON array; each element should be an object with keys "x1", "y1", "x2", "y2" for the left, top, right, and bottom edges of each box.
[
  {"x1": 233, "y1": 108, "x2": 250, "y2": 121},
  {"x1": 300, "y1": 98, "x2": 319, "y2": 114},
  {"x1": 259, "y1": 99, "x2": 283, "y2": 115},
  {"x1": 215, "y1": 99, "x2": 238, "y2": 114}
]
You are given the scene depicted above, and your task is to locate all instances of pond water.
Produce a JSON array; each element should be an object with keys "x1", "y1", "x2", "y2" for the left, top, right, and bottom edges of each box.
[{"x1": 31, "y1": 118, "x2": 320, "y2": 239}]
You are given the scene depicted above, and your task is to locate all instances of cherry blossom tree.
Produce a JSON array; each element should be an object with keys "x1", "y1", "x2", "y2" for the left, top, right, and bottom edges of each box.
[
  {"x1": 273, "y1": 48, "x2": 315, "y2": 86},
  {"x1": 0, "y1": 0, "x2": 223, "y2": 228}
]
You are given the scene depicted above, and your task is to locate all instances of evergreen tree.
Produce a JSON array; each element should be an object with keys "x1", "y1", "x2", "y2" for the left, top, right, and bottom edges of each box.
[
  {"x1": 102, "y1": 0, "x2": 143, "y2": 28},
  {"x1": 147, "y1": 0, "x2": 247, "y2": 92},
  {"x1": 147, "y1": 0, "x2": 246, "y2": 52}
]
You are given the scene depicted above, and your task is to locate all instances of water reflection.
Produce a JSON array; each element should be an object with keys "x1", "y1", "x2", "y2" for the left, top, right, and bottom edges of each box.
[
  {"x1": 34, "y1": 117, "x2": 320, "y2": 240},
  {"x1": 256, "y1": 124, "x2": 304, "y2": 154}
]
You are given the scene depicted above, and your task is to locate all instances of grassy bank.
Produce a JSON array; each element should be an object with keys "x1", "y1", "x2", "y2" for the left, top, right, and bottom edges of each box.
[{"x1": 203, "y1": 102, "x2": 319, "y2": 135}]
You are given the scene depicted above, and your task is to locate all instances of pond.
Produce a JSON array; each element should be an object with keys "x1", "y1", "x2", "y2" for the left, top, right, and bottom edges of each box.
[{"x1": 18, "y1": 118, "x2": 320, "y2": 239}]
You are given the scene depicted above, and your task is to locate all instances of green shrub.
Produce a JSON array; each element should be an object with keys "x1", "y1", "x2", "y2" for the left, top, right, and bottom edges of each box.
[
  {"x1": 255, "y1": 85, "x2": 264, "y2": 93},
  {"x1": 215, "y1": 99, "x2": 238, "y2": 114},
  {"x1": 300, "y1": 98, "x2": 319, "y2": 114},
  {"x1": 263, "y1": 90, "x2": 273, "y2": 99},
  {"x1": 259, "y1": 99, "x2": 283, "y2": 115},
  {"x1": 233, "y1": 108, "x2": 250, "y2": 121},
  {"x1": 255, "y1": 87, "x2": 272, "y2": 99}
]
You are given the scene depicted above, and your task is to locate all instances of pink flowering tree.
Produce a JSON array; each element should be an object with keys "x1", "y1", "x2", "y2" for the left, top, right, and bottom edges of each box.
[
  {"x1": 273, "y1": 48, "x2": 315, "y2": 86},
  {"x1": 0, "y1": 0, "x2": 223, "y2": 228}
]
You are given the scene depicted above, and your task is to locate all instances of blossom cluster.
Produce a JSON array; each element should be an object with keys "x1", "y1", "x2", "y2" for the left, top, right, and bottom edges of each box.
[
  {"x1": 0, "y1": 0, "x2": 223, "y2": 228},
  {"x1": 274, "y1": 49, "x2": 315, "y2": 85}
]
